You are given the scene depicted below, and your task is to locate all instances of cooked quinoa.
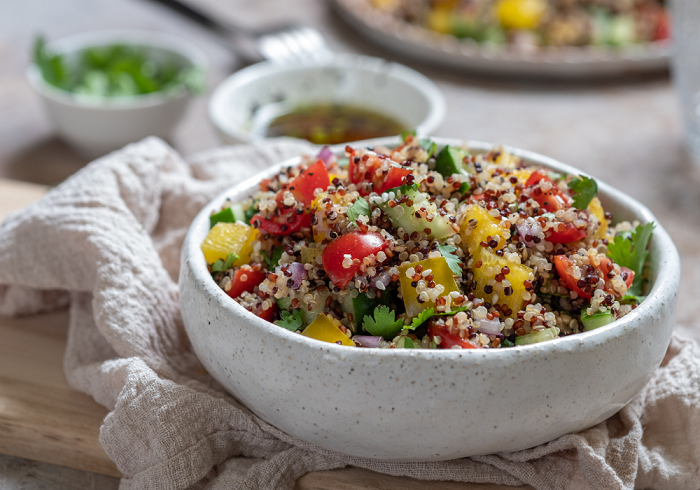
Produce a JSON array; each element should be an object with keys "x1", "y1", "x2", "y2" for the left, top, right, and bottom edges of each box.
[{"x1": 200, "y1": 135, "x2": 653, "y2": 349}]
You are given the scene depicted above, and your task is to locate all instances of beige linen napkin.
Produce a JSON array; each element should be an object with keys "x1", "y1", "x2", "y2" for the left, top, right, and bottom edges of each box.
[{"x1": 1, "y1": 137, "x2": 699, "y2": 490}]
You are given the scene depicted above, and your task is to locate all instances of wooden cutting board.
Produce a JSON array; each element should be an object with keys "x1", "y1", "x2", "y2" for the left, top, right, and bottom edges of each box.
[{"x1": 0, "y1": 178, "x2": 529, "y2": 489}]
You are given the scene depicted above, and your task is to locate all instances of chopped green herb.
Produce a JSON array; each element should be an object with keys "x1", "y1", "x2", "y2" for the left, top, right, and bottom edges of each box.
[
  {"x1": 262, "y1": 247, "x2": 284, "y2": 269},
  {"x1": 436, "y1": 244, "x2": 463, "y2": 277},
  {"x1": 363, "y1": 305, "x2": 405, "y2": 340},
  {"x1": 607, "y1": 222, "x2": 655, "y2": 296},
  {"x1": 211, "y1": 253, "x2": 239, "y2": 272},
  {"x1": 210, "y1": 207, "x2": 235, "y2": 228},
  {"x1": 244, "y1": 204, "x2": 257, "y2": 225},
  {"x1": 568, "y1": 175, "x2": 598, "y2": 210},
  {"x1": 276, "y1": 309, "x2": 304, "y2": 331},
  {"x1": 346, "y1": 196, "x2": 370, "y2": 224},
  {"x1": 400, "y1": 129, "x2": 416, "y2": 141},
  {"x1": 500, "y1": 338, "x2": 515, "y2": 347},
  {"x1": 459, "y1": 182, "x2": 471, "y2": 194},
  {"x1": 418, "y1": 138, "x2": 437, "y2": 156},
  {"x1": 33, "y1": 35, "x2": 203, "y2": 97},
  {"x1": 410, "y1": 306, "x2": 469, "y2": 330}
]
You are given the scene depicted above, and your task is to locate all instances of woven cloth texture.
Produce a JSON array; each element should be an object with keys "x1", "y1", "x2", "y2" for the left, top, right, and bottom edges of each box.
[{"x1": 0, "y1": 138, "x2": 698, "y2": 490}]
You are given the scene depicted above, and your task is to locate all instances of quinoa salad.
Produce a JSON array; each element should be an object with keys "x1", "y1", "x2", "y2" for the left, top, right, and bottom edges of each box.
[
  {"x1": 200, "y1": 135, "x2": 654, "y2": 349},
  {"x1": 370, "y1": 0, "x2": 669, "y2": 48}
]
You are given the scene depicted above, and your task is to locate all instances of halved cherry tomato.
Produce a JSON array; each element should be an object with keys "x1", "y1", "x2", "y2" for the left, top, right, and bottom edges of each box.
[
  {"x1": 620, "y1": 266, "x2": 635, "y2": 289},
  {"x1": 526, "y1": 170, "x2": 570, "y2": 212},
  {"x1": 428, "y1": 321, "x2": 477, "y2": 349},
  {"x1": 654, "y1": 11, "x2": 670, "y2": 41},
  {"x1": 376, "y1": 166, "x2": 412, "y2": 194},
  {"x1": 228, "y1": 268, "x2": 267, "y2": 299},
  {"x1": 277, "y1": 159, "x2": 330, "y2": 209},
  {"x1": 251, "y1": 211, "x2": 311, "y2": 236},
  {"x1": 322, "y1": 232, "x2": 388, "y2": 288},
  {"x1": 252, "y1": 302, "x2": 276, "y2": 321},
  {"x1": 547, "y1": 223, "x2": 587, "y2": 244},
  {"x1": 554, "y1": 255, "x2": 590, "y2": 299}
]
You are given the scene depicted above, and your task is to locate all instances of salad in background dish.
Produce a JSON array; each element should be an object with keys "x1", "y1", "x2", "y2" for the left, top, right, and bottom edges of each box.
[
  {"x1": 371, "y1": 0, "x2": 669, "y2": 48},
  {"x1": 200, "y1": 135, "x2": 653, "y2": 349},
  {"x1": 33, "y1": 35, "x2": 203, "y2": 98}
]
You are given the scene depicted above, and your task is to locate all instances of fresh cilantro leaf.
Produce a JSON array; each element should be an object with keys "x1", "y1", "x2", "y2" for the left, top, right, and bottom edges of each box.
[
  {"x1": 607, "y1": 222, "x2": 655, "y2": 296},
  {"x1": 384, "y1": 183, "x2": 419, "y2": 196},
  {"x1": 567, "y1": 175, "x2": 598, "y2": 210},
  {"x1": 437, "y1": 244, "x2": 463, "y2": 277},
  {"x1": 262, "y1": 247, "x2": 284, "y2": 269},
  {"x1": 400, "y1": 129, "x2": 416, "y2": 141},
  {"x1": 418, "y1": 138, "x2": 437, "y2": 156},
  {"x1": 276, "y1": 309, "x2": 304, "y2": 331},
  {"x1": 459, "y1": 182, "x2": 471, "y2": 194},
  {"x1": 409, "y1": 306, "x2": 469, "y2": 330},
  {"x1": 363, "y1": 305, "x2": 405, "y2": 340},
  {"x1": 411, "y1": 308, "x2": 435, "y2": 330},
  {"x1": 347, "y1": 196, "x2": 370, "y2": 223},
  {"x1": 211, "y1": 253, "x2": 239, "y2": 272}
]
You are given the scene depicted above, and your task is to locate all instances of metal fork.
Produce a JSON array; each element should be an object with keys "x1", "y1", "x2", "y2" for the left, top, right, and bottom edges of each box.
[{"x1": 147, "y1": 0, "x2": 333, "y2": 64}]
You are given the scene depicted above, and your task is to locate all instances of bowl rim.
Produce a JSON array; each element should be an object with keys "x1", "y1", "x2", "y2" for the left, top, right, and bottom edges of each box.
[
  {"x1": 182, "y1": 136, "x2": 679, "y2": 359},
  {"x1": 207, "y1": 53, "x2": 446, "y2": 144},
  {"x1": 27, "y1": 28, "x2": 208, "y2": 110}
]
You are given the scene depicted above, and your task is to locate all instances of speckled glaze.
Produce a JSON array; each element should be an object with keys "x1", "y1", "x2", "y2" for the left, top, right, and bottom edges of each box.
[{"x1": 179, "y1": 137, "x2": 680, "y2": 461}]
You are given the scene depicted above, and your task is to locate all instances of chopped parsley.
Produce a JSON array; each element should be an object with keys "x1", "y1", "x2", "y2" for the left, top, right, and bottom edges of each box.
[
  {"x1": 211, "y1": 253, "x2": 239, "y2": 272},
  {"x1": 276, "y1": 309, "x2": 304, "y2": 331},
  {"x1": 363, "y1": 305, "x2": 405, "y2": 340},
  {"x1": 346, "y1": 196, "x2": 370, "y2": 223},
  {"x1": 567, "y1": 175, "x2": 598, "y2": 210},
  {"x1": 607, "y1": 222, "x2": 655, "y2": 297},
  {"x1": 437, "y1": 244, "x2": 463, "y2": 277}
]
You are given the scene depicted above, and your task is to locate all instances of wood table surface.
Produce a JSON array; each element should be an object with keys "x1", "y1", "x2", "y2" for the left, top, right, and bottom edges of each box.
[{"x1": 2, "y1": 0, "x2": 700, "y2": 488}]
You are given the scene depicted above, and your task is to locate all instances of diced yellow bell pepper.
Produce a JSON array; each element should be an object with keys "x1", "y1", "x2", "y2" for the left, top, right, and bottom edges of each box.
[
  {"x1": 201, "y1": 222, "x2": 258, "y2": 266},
  {"x1": 460, "y1": 204, "x2": 508, "y2": 253},
  {"x1": 301, "y1": 313, "x2": 354, "y2": 346},
  {"x1": 399, "y1": 257, "x2": 459, "y2": 318},
  {"x1": 472, "y1": 247, "x2": 533, "y2": 317},
  {"x1": 510, "y1": 168, "x2": 533, "y2": 185},
  {"x1": 588, "y1": 197, "x2": 608, "y2": 240},
  {"x1": 427, "y1": 8, "x2": 452, "y2": 34},
  {"x1": 496, "y1": 0, "x2": 547, "y2": 30}
]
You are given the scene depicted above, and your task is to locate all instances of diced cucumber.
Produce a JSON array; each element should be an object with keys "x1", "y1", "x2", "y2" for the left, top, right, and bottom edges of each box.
[
  {"x1": 302, "y1": 290, "x2": 331, "y2": 326},
  {"x1": 276, "y1": 297, "x2": 292, "y2": 312},
  {"x1": 581, "y1": 310, "x2": 614, "y2": 331},
  {"x1": 396, "y1": 336, "x2": 415, "y2": 349},
  {"x1": 209, "y1": 207, "x2": 235, "y2": 228},
  {"x1": 354, "y1": 291, "x2": 391, "y2": 333},
  {"x1": 379, "y1": 187, "x2": 456, "y2": 240},
  {"x1": 230, "y1": 203, "x2": 246, "y2": 223},
  {"x1": 435, "y1": 145, "x2": 468, "y2": 177},
  {"x1": 515, "y1": 328, "x2": 558, "y2": 346}
]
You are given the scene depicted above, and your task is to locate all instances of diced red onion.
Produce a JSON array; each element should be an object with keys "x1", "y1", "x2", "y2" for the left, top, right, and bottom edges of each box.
[
  {"x1": 517, "y1": 221, "x2": 542, "y2": 248},
  {"x1": 477, "y1": 317, "x2": 502, "y2": 335},
  {"x1": 353, "y1": 335, "x2": 383, "y2": 348},
  {"x1": 276, "y1": 262, "x2": 307, "y2": 289},
  {"x1": 317, "y1": 146, "x2": 335, "y2": 168},
  {"x1": 369, "y1": 269, "x2": 393, "y2": 290}
]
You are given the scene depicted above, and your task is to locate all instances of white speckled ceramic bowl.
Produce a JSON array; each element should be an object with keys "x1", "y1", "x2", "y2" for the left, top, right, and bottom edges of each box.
[{"x1": 180, "y1": 137, "x2": 680, "y2": 461}]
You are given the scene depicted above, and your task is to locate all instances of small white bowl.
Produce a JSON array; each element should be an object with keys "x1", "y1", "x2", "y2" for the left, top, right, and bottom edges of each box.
[
  {"x1": 208, "y1": 54, "x2": 446, "y2": 145},
  {"x1": 28, "y1": 30, "x2": 207, "y2": 158},
  {"x1": 180, "y1": 137, "x2": 680, "y2": 461}
]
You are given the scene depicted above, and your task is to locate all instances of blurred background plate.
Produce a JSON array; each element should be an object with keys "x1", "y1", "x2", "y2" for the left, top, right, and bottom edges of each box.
[{"x1": 332, "y1": 0, "x2": 670, "y2": 79}]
